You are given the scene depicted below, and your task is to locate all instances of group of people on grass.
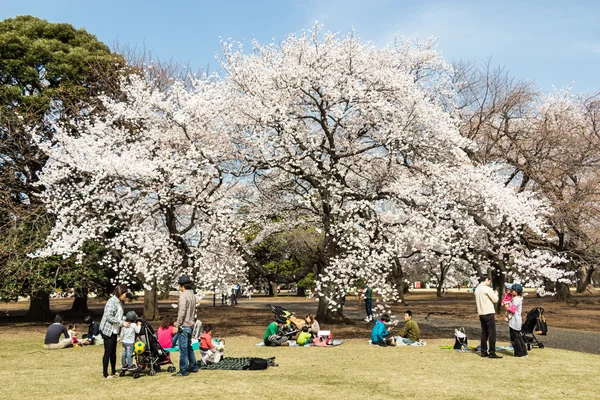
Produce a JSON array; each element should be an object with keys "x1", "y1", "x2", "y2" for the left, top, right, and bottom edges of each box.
[
  {"x1": 370, "y1": 310, "x2": 421, "y2": 346},
  {"x1": 475, "y1": 274, "x2": 528, "y2": 358},
  {"x1": 44, "y1": 314, "x2": 100, "y2": 349},
  {"x1": 44, "y1": 272, "x2": 530, "y2": 379},
  {"x1": 263, "y1": 313, "x2": 321, "y2": 346}
]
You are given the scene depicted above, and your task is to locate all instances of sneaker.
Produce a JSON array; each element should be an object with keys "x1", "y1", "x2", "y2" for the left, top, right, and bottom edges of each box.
[
  {"x1": 128, "y1": 365, "x2": 138, "y2": 371},
  {"x1": 488, "y1": 353, "x2": 503, "y2": 359},
  {"x1": 172, "y1": 371, "x2": 189, "y2": 377},
  {"x1": 189, "y1": 368, "x2": 199, "y2": 373}
]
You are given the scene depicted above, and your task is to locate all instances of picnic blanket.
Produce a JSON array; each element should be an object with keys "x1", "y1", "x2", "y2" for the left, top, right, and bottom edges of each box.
[
  {"x1": 164, "y1": 342, "x2": 199, "y2": 352},
  {"x1": 368, "y1": 340, "x2": 426, "y2": 346},
  {"x1": 439, "y1": 345, "x2": 513, "y2": 353},
  {"x1": 198, "y1": 357, "x2": 277, "y2": 370},
  {"x1": 255, "y1": 339, "x2": 344, "y2": 347}
]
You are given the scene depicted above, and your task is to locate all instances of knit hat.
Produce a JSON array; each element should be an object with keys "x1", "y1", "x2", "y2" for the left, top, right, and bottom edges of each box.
[
  {"x1": 125, "y1": 311, "x2": 138, "y2": 322},
  {"x1": 511, "y1": 284, "x2": 523, "y2": 295}
]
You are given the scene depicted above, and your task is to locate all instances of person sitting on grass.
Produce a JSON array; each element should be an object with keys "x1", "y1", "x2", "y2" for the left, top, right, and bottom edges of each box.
[
  {"x1": 44, "y1": 314, "x2": 72, "y2": 350},
  {"x1": 82, "y1": 316, "x2": 100, "y2": 345},
  {"x1": 304, "y1": 314, "x2": 320, "y2": 338},
  {"x1": 199, "y1": 324, "x2": 223, "y2": 364},
  {"x1": 157, "y1": 315, "x2": 178, "y2": 350},
  {"x1": 263, "y1": 316, "x2": 290, "y2": 346},
  {"x1": 68, "y1": 323, "x2": 83, "y2": 346},
  {"x1": 297, "y1": 325, "x2": 313, "y2": 346},
  {"x1": 371, "y1": 314, "x2": 395, "y2": 346},
  {"x1": 397, "y1": 310, "x2": 420, "y2": 344}
]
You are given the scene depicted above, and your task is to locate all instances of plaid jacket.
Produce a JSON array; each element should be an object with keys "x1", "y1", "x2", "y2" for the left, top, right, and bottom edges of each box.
[{"x1": 99, "y1": 295, "x2": 124, "y2": 337}]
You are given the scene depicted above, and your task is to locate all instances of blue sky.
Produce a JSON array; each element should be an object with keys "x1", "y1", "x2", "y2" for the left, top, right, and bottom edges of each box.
[{"x1": 1, "y1": 0, "x2": 599, "y2": 93}]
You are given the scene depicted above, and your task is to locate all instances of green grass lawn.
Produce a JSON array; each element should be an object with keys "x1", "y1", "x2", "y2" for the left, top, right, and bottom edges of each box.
[{"x1": 1, "y1": 333, "x2": 598, "y2": 400}]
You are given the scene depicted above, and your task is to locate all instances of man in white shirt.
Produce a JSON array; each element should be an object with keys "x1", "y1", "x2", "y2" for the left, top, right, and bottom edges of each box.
[{"x1": 474, "y1": 275, "x2": 502, "y2": 359}]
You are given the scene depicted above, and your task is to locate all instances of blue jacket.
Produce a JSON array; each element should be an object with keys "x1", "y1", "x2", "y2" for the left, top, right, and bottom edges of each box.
[{"x1": 371, "y1": 320, "x2": 389, "y2": 343}]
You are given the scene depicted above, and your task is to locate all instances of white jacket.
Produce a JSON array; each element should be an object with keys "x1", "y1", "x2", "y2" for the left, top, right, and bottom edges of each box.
[{"x1": 475, "y1": 284, "x2": 498, "y2": 315}]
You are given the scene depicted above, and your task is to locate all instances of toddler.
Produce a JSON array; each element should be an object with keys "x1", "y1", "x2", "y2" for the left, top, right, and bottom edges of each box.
[
  {"x1": 120, "y1": 311, "x2": 142, "y2": 370},
  {"x1": 502, "y1": 283, "x2": 515, "y2": 322},
  {"x1": 199, "y1": 324, "x2": 223, "y2": 365}
]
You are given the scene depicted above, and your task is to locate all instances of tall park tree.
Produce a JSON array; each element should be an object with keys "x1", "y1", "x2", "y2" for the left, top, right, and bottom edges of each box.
[
  {"x1": 0, "y1": 16, "x2": 125, "y2": 319},
  {"x1": 35, "y1": 75, "x2": 246, "y2": 320},
  {"x1": 221, "y1": 27, "x2": 563, "y2": 322},
  {"x1": 453, "y1": 61, "x2": 600, "y2": 300}
]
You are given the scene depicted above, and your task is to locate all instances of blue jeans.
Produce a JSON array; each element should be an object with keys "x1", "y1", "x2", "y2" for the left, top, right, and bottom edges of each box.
[
  {"x1": 121, "y1": 343, "x2": 134, "y2": 368},
  {"x1": 172, "y1": 333, "x2": 180, "y2": 348},
  {"x1": 178, "y1": 327, "x2": 197, "y2": 374}
]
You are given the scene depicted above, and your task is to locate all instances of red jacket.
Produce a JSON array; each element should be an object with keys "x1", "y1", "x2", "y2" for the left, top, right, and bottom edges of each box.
[{"x1": 200, "y1": 332, "x2": 214, "y2": 350}]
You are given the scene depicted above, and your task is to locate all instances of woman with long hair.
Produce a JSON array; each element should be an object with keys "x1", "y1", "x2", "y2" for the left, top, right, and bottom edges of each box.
[
  {"x1": 157, "y1": 315, "x2": 179, "y2": 349},
  {"x1": 99, "y1": 284, "x2": 129, "y2": 378}
]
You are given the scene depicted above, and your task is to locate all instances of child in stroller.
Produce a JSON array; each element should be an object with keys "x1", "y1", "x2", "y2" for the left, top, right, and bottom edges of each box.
[{"x1": 121, "y1": 318, "x2": 177, "y2": 378}]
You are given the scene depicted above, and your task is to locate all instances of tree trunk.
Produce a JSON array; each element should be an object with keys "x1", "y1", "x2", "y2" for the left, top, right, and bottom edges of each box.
[
  {"x1": 436, "y1": 285, "x2": 442, "y2": 297},
  {"x1": 70, "y1": 292, "x2": 89, "y2": 314},
  {"x1": 576, "y1": 266, "x2": 595, "y2": 293},
  {"x1": 491, "y1": 268, "x2": 506, "y2": 314},
  {"x1": 269, "y1": 282, "x2": 277, "y2": 297},
  {"x1": 143, "y1": 283, "x2": 160, "y2": 321},
  {"x1": 26, "y1": 291, "x2": 53, "y2": 321},
  {"x1": 316, "y1": 295, "x2": 354, "y2": 324},
  {"x1": 297, "y1": 287, "x2": 306, "y2": 297},
  {"x1": 390, "y1": 257, "x2": 406, "y2": 304},
  {"x1": 555, "y1": 282, "x2": 573, "y2": 302}
]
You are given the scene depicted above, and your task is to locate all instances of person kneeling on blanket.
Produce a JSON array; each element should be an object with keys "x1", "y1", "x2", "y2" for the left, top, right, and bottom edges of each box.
[
  {"x1": 371, "y1": 314, "x2": 396, "y2": 346},
  {"x1": 397, "y1": 310, "x2": 420, "y2": 345},
  {"x1": 200, "y1": 324, "x2": 222, "y2": 364},
  {"x1": 264, "y1": 316, "x2": 290, "y2": 346}
]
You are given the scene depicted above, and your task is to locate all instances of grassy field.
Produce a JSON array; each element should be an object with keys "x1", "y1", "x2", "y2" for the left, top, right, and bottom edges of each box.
[{"x1": 1, "y1": 333, "x2": 598, "y2": 400}]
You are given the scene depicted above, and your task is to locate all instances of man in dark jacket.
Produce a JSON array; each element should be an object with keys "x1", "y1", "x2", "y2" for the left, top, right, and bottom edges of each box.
[{"x1": 82, "y1": 315, "x2": 100, "y2": 344}]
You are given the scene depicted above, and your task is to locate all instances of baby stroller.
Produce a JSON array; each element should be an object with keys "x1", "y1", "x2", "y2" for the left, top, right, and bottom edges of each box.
[
  {"x1": 267, "y1": 304, "x2": 303, "y2": 338},
  {"x1": 521, "y1": 307, "x2": 547, "y2": 350},
  {"x1": 121, "y1": 319, "x2": 177, "y2": 378}
]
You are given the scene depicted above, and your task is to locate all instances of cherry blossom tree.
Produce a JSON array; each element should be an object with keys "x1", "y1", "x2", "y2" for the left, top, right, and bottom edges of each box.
[
  {"x1": 454, "y1": 60, "x2": 600, "y2": 299},
  {"x1": 35, "y1": 75, "x2": 245, "y2": 319},
  {"x1": 221, "y1": 26, "x2": 562, "y2": 322}
]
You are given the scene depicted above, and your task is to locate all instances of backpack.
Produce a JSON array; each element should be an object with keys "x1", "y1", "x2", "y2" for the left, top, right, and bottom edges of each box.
[
  {"x1": 453, "y1": 327, "x2": 468, "y2": 350},
  {"x1": 247, "y1": 358, "x2": 269, "y2": 370}
]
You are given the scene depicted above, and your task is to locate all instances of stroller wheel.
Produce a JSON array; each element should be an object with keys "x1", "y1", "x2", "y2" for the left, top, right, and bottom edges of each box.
[
  {"x1": 153, "y1": 365, "x2": 161, "y2": 372},
  {"x1": 119, "y1": 370, "x2": 126, "y2": 377},
  {"x1": 538, "y1": 343, "x2": 545, "y2": 349},
  {"x1": 148, "y1": 369, "x2": 157, "y2": 376},
  {"x1": 133, "y1": 372, "x2": 140, "y2": 379},
  {"x1": 167, "y1": 366, "x2": 176, "y2": 373}
]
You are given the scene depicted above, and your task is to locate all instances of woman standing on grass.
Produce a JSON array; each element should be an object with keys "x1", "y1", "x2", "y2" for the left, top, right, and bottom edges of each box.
[
  {"x1": 505, "y1": 283, "x2": 528, "y2": 357},
  {"x1": 99, "y1": 284, "x2": 129, "y2": 378}
]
